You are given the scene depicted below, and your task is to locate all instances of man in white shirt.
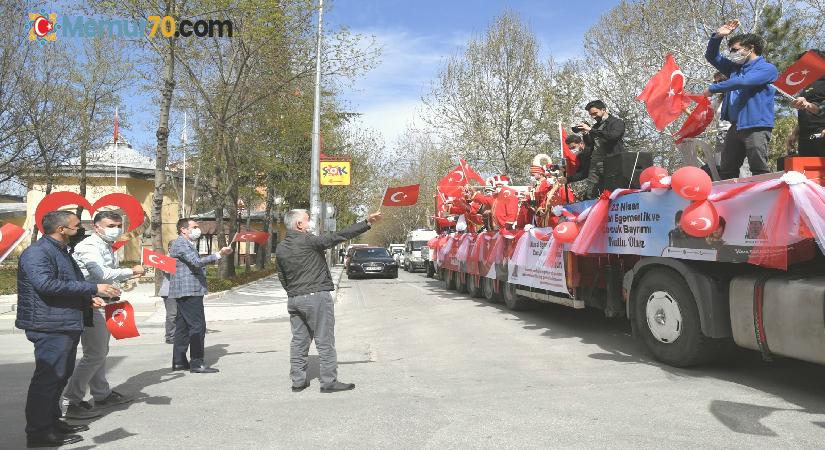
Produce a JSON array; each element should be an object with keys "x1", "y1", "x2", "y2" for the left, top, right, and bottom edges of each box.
[{"x1": 62, "y1": 211, "x2": 145, "y2": 419}]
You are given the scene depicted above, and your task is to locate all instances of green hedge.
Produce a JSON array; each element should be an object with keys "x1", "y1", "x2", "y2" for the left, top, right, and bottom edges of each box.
[
  {"x1": 206, "y1": 265, "x2": 278, "y2": 293},
  {"x1": 0, "y1": 267, "x2": 17, "y2": 295}
]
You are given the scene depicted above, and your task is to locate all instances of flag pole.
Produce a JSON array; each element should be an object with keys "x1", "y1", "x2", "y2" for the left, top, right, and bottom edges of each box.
[
  {"x1": 772, "y1": 84, "x2": 797, "y2": 101},
  {"x1": 114, "y1": 107, "x2": 119, "y2": 189},
  {"x1": 182, "y1": 112, "x2": 187, "y2": 218},
  {"x1": 377, "y1": 186, "x2": 388, "y2": 213}
]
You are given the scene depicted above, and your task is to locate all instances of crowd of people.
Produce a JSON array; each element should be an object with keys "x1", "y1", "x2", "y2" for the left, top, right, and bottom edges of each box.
[{"x1": 433, "y1": 19, "x2": 824, "y2": 236}]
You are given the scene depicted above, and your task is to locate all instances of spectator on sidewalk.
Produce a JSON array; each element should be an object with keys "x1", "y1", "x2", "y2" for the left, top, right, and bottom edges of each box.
[
  {"x1": 62, "y1": 211, "x2": 145, "y2": 419},
  {"x1": 169, "y1": 218, "x2": 232, "y2": 374},
  {"x1": 16, "y1": 210, "x2": 120, "y2": 448},
  {"x1": 276, "y1": 209, "x2": 382, "y2": 393}
]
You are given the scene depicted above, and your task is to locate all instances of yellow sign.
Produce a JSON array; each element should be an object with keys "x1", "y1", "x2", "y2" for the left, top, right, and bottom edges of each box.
[{"x1": 320, "y1": 160, "x2": 351, "y2": 186}]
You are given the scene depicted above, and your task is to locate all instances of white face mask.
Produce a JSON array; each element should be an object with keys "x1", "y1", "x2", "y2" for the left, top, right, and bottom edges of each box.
[
  {"x1": 100, "y1": 227, "x2": 123, "y2": 242},
  {"x1": 189, "y1": 228, "x2": 202, "y2": 240},
  {"x1": 727, "y1": 49, "x2": 751, "y2": 64}
]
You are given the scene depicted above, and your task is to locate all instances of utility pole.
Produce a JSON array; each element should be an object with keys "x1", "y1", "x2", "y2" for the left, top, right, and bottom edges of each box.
[{"x1": 309, "y1": 0, "x2": 324, "y2": 233}]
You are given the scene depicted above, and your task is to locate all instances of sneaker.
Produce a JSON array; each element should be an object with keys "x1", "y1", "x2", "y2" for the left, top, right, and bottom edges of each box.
[
  {"x1": 95, "y1": 391, "x2": 133, "y2": 408},
  {"x1": 64, "y1": 401, "x2": 101, "y2": 420}
]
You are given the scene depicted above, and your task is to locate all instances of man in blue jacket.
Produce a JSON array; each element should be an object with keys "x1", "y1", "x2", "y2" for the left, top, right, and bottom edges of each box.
[
  {"x1": 16, "y1": 211, "x2": 120, "y2": 448},
  {"x1": 169, "y1": 218, "x2": 232, "y2": 373},
  {"x1": 703, "y1": 19, "x2": 778, "y2": 180}
]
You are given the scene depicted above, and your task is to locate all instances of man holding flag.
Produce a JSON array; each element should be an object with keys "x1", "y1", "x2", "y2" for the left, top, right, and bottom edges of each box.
[{"x1": 702, "y1": 19, "x2": 777, "y2": 179}]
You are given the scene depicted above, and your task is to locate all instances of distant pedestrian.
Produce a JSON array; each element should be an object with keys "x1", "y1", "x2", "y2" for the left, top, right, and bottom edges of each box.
[
  {"x1": 169, "y1": 218, "x2": 232, "y2": 374},
  {"x1": 159, "y1": 241, "x2": 176, "y2": 344},
  {"x1": 16, "y1": 211, "x2": 119, "y2": 448},
  {"x1": 276, "y1": 209, "x2": 382, "y2": 393},
  {"x1": 63, "y1": 211, "x2": 144, "y2": 419}
]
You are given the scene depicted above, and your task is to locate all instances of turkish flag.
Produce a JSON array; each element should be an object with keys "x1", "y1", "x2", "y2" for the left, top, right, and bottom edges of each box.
[
  {"x1": 383, "y1": 184, "x2": 420, "y2": 206},
  {"x1": 673, "y1": 95, "x2": 715, "y2": 144},
  {"x1": 0, "y1": 223, "x2": 27, "y2": 263},
  {"x1": 141, "y1": 247, "x2": 177, "y2": 274},
  {"x1": 773, "y1": 50, "x2": 825, "y2": 96},
  {"x1": 104, "y1": 301, "x2": 140, "y2": 340},
  {"x1": 459, "y1": 159, "x2": 485, "y2": 185},
  {"x1": 233, "y1": 231, "x2": 269, "y2": 245},
  {"x1": 560, "y1": 126, "x2": 579, "y2": 176},
  {"x1": 113, "y1": 108, "x2": 119, "y2": 143},
  {"x1": 637, "y1": 54, "x2": 687, "y2": 130},
  {"x1": 438, "y1": 165, "x2": 469, "y2": 197}
]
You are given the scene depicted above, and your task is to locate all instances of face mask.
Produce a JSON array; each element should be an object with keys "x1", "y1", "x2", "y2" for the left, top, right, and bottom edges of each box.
[
  {"x1": 189, "y1": 228, "x2": 202, "y2": 240},
  {"x1": 100, "y1": 227, "x2": 123, "y2": 242},
  {"x1": 67, "y1": 226, "x2": 86, "y2": 246},
  {"x1": 728, "y1": 49, "x2": 751, "y2": 64}
]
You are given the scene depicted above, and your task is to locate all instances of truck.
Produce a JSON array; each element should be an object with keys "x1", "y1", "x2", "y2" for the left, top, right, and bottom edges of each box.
[
  {"x1": 429, "y1": 169, "x2": 825, "y2": 368},
  {"x1": 388, "y1": 243, "x2": 405, "y2": 266},
  {"x1": 403, "y1": 229, "x2": 438, "y2": 273}
]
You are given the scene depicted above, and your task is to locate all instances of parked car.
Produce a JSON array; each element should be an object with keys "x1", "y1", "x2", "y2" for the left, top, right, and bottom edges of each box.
[
  {"x1": 346, "y1": 247, "x2": 398, "y2": 279},
  {"x1": 344, "y1": 243, "x2": 369, "y2": 268}
]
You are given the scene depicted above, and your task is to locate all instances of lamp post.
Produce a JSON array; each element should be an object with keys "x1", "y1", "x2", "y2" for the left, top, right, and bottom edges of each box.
[{"x1": 309, "y1": 0, "x2": 324, "y2": 233}]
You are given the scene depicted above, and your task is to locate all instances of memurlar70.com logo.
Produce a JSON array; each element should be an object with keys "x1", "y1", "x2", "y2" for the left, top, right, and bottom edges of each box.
[{"x1": 27, "y1": 12, "x2": 233, "y2": 43}]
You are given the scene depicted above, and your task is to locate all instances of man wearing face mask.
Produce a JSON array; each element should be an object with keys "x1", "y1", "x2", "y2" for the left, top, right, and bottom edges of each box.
[
  {"x1": 276, "y1": 209, "x2": 382, "y2": 393},
  {"x1": 575, "y1": 100, "x2": 625, "y2": 198},
  {"x1": 62, "y1": 211, "x2": 144, "y2": 419},
  {"x1": 169, "y1": 218, "x2": 232, "y2": 373},
  {"x1": 703, "y1": 19, "x2": 778, "y2": 179}
]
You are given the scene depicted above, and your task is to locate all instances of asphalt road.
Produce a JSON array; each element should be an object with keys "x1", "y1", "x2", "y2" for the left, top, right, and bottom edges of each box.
[{"x1": 1, "y1": 269, "x2": 824, "y2": 448}]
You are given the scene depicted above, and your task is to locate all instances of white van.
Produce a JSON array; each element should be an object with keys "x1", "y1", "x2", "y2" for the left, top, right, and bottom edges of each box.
[
  {"x1": 388, "y1": 243, "x2": 405, "y2": 265},
  {"x1": 402, "y1": 229, "x2": 437, "y2": 272}
]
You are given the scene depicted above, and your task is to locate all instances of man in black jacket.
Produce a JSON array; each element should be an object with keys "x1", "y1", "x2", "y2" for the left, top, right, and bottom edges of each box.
[
  {"x1": 575, "y1": 100, "x2": 626, "y2": 197},
  {"x1": 16, "y1": 211, "x2": 119, "y2": 448},
  {"x1": 275, "y1": 209, "x2": 382, "y2": 393}
]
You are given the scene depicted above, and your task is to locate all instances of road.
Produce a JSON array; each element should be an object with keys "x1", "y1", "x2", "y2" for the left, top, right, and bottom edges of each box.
[{"x1": 1, "y1": 269, "x2": 824, "y2": 448}]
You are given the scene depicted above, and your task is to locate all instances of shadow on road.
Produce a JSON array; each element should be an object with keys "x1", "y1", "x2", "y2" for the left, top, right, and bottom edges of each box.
[{"x1": 412, "y1": 272, "x2": 825, "y2": 437}]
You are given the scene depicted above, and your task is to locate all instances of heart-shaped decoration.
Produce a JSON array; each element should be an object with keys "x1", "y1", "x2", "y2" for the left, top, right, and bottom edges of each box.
[{"x1": 35, "y1": 192, "x2": 146, "y2": 250}]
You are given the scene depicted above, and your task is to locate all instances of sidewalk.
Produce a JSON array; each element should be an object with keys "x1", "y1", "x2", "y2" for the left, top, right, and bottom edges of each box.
[{"x1": 0, "y1": 265, "x2": 345, "y2": 333}]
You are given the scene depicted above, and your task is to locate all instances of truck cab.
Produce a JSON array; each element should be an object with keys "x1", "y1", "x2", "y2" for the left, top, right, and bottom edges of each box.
[{"x1": 403, "y1": 229, "x2": 437, "y2": 272}]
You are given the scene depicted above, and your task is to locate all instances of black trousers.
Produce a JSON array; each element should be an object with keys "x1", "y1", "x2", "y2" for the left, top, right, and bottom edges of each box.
[
  {"x1": 25, "y1": 330, "x2": 81, "y2": 436},
  {"x1": 173, "y1": 296, "x2": 206, "y2": 366}
]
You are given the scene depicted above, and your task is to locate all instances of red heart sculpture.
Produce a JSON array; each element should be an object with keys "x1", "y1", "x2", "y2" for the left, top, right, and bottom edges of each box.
[{"x1": 35, "y1": 192, "x2": 146, "y2": 250}]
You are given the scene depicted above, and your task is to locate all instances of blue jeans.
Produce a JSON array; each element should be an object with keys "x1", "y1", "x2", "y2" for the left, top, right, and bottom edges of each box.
[{"x1": 25, "y1": 330, "x2": 81, "y2": 435}]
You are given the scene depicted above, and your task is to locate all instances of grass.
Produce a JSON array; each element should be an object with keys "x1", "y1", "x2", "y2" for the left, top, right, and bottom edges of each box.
[{"x1": 0, "y1": 267, "x2": 17, "y2": 295}]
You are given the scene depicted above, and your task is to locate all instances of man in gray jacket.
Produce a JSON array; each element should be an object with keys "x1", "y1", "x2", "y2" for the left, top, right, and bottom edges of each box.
[
  {"x1": 169, "y1": 218, "x2": 232, "y2": 373},
  {"x1": 276, "y1": 209, "x2": 381, "y2": 393},
  {"x1": 63, "y1": 211, "x2": 145, "y2": 419}
]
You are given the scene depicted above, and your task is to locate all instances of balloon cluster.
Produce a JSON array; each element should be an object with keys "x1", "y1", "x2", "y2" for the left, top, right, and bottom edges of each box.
[{"x1": 671, "y1": 167, "x2": 718, "y2": 237}]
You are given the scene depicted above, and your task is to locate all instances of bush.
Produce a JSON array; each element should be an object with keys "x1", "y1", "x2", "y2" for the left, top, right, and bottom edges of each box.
[
  {"x1": 206, "y1": 265, "x2": 277, "y2": 293},
  {"x1": 0, "y1": 267, "x2": 17, "y2": 295}
]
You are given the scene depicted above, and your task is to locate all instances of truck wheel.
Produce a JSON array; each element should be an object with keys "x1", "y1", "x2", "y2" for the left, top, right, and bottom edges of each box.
[
  {"x1": 634, "y1": 268, "x2": 716, "y2": 367},
  {"x1": 481, "y1": 277, "x2": 501, "y2": 303},
  {"x1": 467, "y1": 274, "x2": 482, "y2": 298},
  {"x1": 426, "y1": 262, "x2": 435, "y2": 278},
  {"x1": 502, "y1": 282, "x2": 529, "y2": 310}
]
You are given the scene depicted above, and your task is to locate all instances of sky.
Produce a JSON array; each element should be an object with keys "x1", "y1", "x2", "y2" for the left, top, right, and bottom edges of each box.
[{"x1": 117, "y1": 0, "x2": 622, "y2": 156}]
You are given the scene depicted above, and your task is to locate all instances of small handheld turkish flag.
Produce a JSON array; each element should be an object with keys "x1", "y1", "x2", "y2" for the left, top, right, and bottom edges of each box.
[
  {"x1": 673, "y1": 95, "x2": 715, "y2": 144},
  {"x1": 0, "y1": 223, "x2": 28, "y2": 264},
  {"x1": 773, "y1": 50, "x2": 825, "y2": 96},
  {"x1": 232, "y1": 231, "x2": 269, "y2": 245},
  {"x1": 141, "y1": 247, "x2": 177, "y2": 274},
  {"x1": 104, "y1": 301, "x2": 140, "y2": 340},
  {"x1": 382, "y1": 184, "x2": 420, "y2": 206},
  {"x1": 637, "y1": 53, "x2": 687, "y2": 130}
]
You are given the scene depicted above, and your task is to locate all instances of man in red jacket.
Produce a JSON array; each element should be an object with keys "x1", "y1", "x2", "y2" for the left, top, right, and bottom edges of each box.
[{"x1": 470, "y1": 175, "x2": 519, "y2": 231}]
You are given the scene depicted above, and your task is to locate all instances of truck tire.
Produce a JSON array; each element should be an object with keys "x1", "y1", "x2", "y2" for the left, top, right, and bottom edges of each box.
[
  {"x1": 442, "y1": 269, "x2": 457, "y2": 290},
  {"x1": 633, "y1": 268, "x2": 718, "y2": 367},
  {"x1": 502, "y1": 281, "x2": 529, "y2": 310},
  {"x1": 426, "y1": 262, "x2": 435, "y2": 278},
  {"x1": 467, "y1": 274, "x2": 482, "y2": 298},
  {"x1": 481, "y1": 277, "x2": 501, "y2": 303}
]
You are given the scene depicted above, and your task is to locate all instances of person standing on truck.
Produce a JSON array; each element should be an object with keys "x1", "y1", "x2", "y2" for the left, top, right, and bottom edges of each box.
[
  {"x1": 702, "y1": 19, "x2": 777, "y2": 179},
  {"x1": 574, "y1": 100, "x2": 626, "y2": 198},
  {"x1": 276, "y1": 209, "x2": 382, "y2": 393}
]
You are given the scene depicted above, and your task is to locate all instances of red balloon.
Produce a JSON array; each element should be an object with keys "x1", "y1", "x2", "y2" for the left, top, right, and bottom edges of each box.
[
  {"x1": 672, "y1": 166, "x2": 712, "y2": 201},
  {"x1": 680, "y1": 200, "x2": 719, "y2": 237},
  {"x1": 553, "y1": 221, "x2": 579, "y2": 243},
  {"x1": 639, "y1": 166, "x2": 668, "y2": 187}
]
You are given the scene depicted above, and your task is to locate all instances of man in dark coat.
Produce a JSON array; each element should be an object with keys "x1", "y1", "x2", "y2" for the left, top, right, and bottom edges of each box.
[
  {"x1": 276, "y1": 209, "x2": 381, "y2": 393},
  {"x1": 575, "y1": 99, "x2": 626, "y2": 197},
  {"x1": 16, "y1": 210, "x2": 119, "y2": 448}
]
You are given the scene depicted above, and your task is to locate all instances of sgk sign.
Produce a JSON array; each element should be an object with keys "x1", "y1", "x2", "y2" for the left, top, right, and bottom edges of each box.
[{"x1": 320, "y1": 160, "x2": 351, "y2": 186}]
